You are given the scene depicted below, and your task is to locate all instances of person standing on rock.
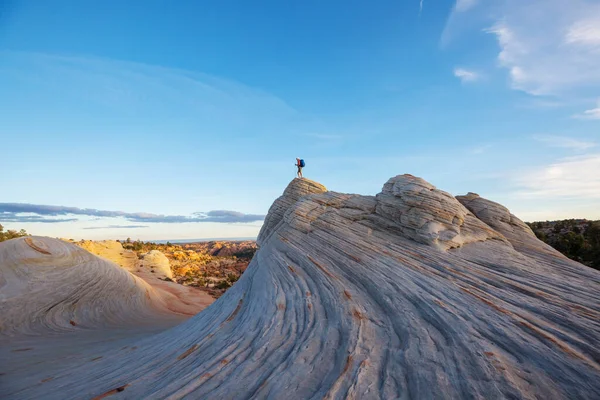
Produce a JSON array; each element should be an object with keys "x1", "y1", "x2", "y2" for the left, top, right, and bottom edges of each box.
[{"x1": 295, "y1": 158, "x2": 305, "y2": 178}]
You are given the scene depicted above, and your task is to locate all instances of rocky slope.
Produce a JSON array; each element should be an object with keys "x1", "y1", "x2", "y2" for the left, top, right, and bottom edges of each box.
[
  {"x1": 0, "y1": 237, "x2": 185, "y2": 336},
  {"x1": 1, "y1": 175, "x2": 599, "y2": 399},
  {"x1": 74, "y1": 239, "x2": 213, "y2": 314}
]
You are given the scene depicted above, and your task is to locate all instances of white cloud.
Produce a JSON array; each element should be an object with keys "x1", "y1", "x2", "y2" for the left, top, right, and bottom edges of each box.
[
  {"x1": 1, "y1": 51, "x2": 297, "y2": 129},
  {"x1": 453, "y1": 67, "x2": 479, "y2": 83},
  {"x1": 532, "y1": 135, "x2": 596, "y2": 150},
  {"x1": 565, "y1": 18, "x2": 600, "y2": 48},
  {"x1": 446, "y1": 0, "x2": 600, "y2": 97},
  {"x1": 512, "y1": 154, "x2": 600, "y2": 199},
  {"x1": 574, "y1": 99, "x2": 600, "y2": 119},
  {"x1": 419, "y1": 0, "x2": 424, "y2": 16}
]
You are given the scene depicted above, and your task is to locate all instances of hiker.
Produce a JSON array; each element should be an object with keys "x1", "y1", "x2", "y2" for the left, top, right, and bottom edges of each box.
[{"x1": 295, "y1": 158, "x2": 305, "y2": 178}]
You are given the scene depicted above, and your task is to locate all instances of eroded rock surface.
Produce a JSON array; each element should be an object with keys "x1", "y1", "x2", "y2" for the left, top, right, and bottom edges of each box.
[
  {"x1": 2, "y1": 175, "x2": 599, "y2": 399},
  {"x1": 0, "y1": 237, "x2": 182, "y2": 336},
  {"x1": 373, "y1": 175, "x2": 506, "y2": 249},
  {"x1": 257, "y1": 177, "x2": 327, "y2": 245}
]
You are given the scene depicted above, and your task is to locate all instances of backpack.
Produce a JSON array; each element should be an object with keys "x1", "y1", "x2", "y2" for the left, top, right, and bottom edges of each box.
[{"x1": 300, "y1": 159, "x2": 305, "y2": 167}]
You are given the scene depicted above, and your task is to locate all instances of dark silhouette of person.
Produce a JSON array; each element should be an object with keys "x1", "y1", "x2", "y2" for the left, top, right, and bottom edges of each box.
[{"x1": 295, "y1": 158, "x2": 303, "y2": 178}]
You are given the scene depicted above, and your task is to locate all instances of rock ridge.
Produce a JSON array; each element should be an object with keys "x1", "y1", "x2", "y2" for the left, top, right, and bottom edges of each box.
[{"x1": 257, "y1": 177, "x2": 327, "y2": 246}]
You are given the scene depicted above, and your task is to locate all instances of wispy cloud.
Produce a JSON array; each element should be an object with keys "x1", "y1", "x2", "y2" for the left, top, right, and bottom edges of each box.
[
  {"x1": 83, "y1": 225, "x2": 149, "y2": 230},
  {"x1": 446, "y1": 1, "x2": 600, "y2": 97},
  {"x1": 419, "y1": 0, "x2": 424, "y2": 16},
  {"x1": 0, "y1": 203, "x2": 265, "y2": 224},
  {"x1": 488, "y1": 1, "x2": 600, "y2": 96},
  {"x1": 453, "y1": 67, "x2": 479, "y2": 83},
  {"x1": 574, "y1": 100, "x2": 600, "y2": 120},
  {"x1": 565, "y1": 17, "x2": 600, "y2": 48},
  {"x1": 440, "y1": 0, "x2": 482, "y2": 45},
  {"x1": 0, "y1": 213, "x2": 78, "y2": 223},
  {"x1": 455, "y1": 0, "x2": 478, "y2": 12},
  {"x1": 512, "y1": 154, "x2": 600, "y2": 199},
  {"x1": 532, "y1": 135, "x2": 596, "y2": 150},
  {"x1": 0, "y1": 51, "x2": 298, "y2": 139}
]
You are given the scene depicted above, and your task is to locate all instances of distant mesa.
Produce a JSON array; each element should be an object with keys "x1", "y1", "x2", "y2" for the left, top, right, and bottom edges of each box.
[{"x1": 1, "y1": 174, "x2": 599, "y2": 399}]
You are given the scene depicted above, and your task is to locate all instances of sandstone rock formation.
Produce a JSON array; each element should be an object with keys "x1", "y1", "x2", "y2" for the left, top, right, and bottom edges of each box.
[
  {"x1": 374, "y1": 175, "x2": 506, "y2": 249},
  {"x1": 140, "y1": 250, "x2": 173, "y2": 279},
  {"x1": 74, "y1": 239, "x2": 212, "y2": 315},
  {"x1": 0, "y1": 237, "x2": 182, "y2": 336},
  {"x1": 258, "y1": 177, "x2": 327, "y2": 245},
  {"x1": 1, "y1": 175, "x2": 599, "y2": 399},
  {"x1": 76, "y1": 239, "x2": 139, "y2": 272}
]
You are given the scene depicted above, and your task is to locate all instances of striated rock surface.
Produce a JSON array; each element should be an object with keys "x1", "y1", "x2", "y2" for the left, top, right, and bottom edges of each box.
[
  {"x1": 373, "y1": 175, "x2": 507, "y2": 249},
  {"x1": 456, "y1": 192, "x2": 535, "y2": 238},
  {"x1": 257, "y1": 177, "x2": 327, "y2": 245},
  {"x1": 455, "y1": 192, "x2": 566, "y2": 259},
  {"x1": 0, "y1": 237, "x2": 183, "y2": 336},
  {"x1": 2, "y1": 175, "x2": 600, "y2": 399},
  {"x1": 71, "y1": 239, "x2": 212, "y2": 315}
]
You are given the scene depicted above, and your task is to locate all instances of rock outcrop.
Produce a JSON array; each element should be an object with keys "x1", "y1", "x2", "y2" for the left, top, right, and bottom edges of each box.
[
  {"x1": 2, "y1": 175, "x2": 599, "y2": 399},
  {"x1": 76, "y1": 239, "x2": 138, "y2": 272},
  {"x1": 456, "y1": 192, "x2": 535, "y2": 239},
  {"x1": 0, "y1": 237, "x2": 181, "y2": 336},
  {"x1": 140, "y1": 250, "x2": 173, "y2": 279},
  {"x1": 257, "y1": 177, "x2": 327, "y2": 245},
  {"x1": 373, "y1": 175, "x2": 506, "y2": 249}
]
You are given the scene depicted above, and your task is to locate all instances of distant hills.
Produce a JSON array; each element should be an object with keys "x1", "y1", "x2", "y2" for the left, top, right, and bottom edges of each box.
[{"x1": 526, "y1": 219, "x2": 600, "y2": 270}]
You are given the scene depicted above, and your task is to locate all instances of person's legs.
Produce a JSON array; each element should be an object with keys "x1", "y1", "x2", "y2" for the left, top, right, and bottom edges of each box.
[{"x1": 299, "y1": 167, "x2": 303, "y2": 178}]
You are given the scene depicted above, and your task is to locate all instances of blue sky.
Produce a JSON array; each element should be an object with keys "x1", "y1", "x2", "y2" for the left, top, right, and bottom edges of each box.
[{"x1": 1, "y1": 0, "x2": 599, "y2": 240}]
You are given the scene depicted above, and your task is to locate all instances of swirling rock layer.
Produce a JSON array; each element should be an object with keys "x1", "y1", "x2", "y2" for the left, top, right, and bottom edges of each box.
[
  {"x1": 0, "y1": 237, "x2": 184, "y2": 336},
  {"x1": 1, "y1": 175, "x2": 599, "y2": 399}
]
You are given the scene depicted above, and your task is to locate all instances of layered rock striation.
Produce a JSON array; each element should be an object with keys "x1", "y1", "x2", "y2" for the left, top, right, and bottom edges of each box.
[
  {"x1": 2, "y1": 175, "x2": 599, "y2": 399},
  {"x1": 0, "y1": 237, "x2": 182, "y2": 336}
]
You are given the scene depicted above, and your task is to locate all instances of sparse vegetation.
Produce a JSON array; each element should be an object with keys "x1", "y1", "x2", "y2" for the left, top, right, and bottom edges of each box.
[
  {"x1": 120, "y1": 239, "x2": 257, "y2": 297},
  {"x1": 0, "y1": 224, "x2": 29, "y2": 242},
  {"x1": 527, "y1": 219, "x2": 600, "y2": 270}
]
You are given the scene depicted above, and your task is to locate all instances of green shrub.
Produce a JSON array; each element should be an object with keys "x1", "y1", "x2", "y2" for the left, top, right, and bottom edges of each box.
[
  {"x1": 0, "y1": 224, "x2": 29, "y2": 242},
  {"x1": 215, "y1": 281, "x2": 231, "y2": 290}
]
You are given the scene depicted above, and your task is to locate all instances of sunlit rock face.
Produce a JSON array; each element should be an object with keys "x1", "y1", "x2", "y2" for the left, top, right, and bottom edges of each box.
[
  {"x1": 0, "y1": 237, "x2": 181, "y2": 336},
  {"x1": 2, "y1": 176, "x2": 599, "y2": 400},
  {"x1": 140, "y1": 250, "x2": 173, "y2": 279},
  {"x1": 257, "y1": 177, "x2": 327, "y2": 246},
  {"x1": 373, "y1": 175, "x2": 506, "y2": 249},
  {"x1": 456, "y1": 192, "x2": 535, "y2": 238}
]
